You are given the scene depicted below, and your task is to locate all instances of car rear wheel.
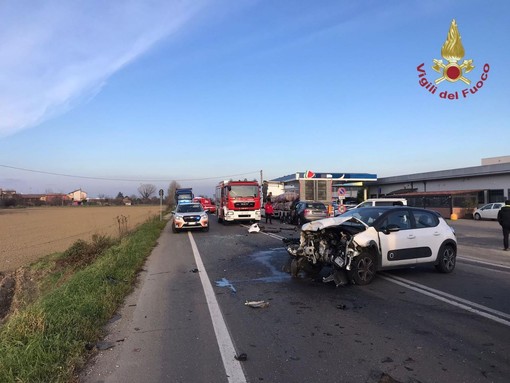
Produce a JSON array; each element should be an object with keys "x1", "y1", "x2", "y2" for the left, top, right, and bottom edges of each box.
[
  {"x1": 435, "y1": 244, "x2": 456, "y2": 273},
  {"x1": 348, "y1": 252, "x2": 377, "y2": 285},
  {"x1": 474, "y1": 213, "x2": 481, "y2": 220}
]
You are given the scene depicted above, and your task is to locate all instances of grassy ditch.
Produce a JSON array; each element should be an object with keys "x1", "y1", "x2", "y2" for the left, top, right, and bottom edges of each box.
[{"x1": 0, "y1": 216, "x2": 166, "y2": 382}]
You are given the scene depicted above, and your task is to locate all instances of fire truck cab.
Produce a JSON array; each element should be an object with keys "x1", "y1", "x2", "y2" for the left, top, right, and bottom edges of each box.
[{"x1": 215, "y1": 180, "x2": 261, "y2": 223}]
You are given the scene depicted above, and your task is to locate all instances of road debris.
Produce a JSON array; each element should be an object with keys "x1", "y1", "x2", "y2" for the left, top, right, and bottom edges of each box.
[
  {"x1": 190, "y1": 268, "x2": 199, "y2": 273},
  {"x1": 248, "y1": 223, "x2": 260, "y2": 233},
  {"x1": 234, "y1": 353, "x2": 248, "y2": 361},
  {"x1": 261, "y1": 226, "x2": 281, "y2": 233},
  {"x1": 244, "y1": 300, "x2": 269, "y2": 308}
]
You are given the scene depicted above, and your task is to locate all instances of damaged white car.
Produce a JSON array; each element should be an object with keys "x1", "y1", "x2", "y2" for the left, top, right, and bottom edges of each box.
[{"x1": 285, "y1": 206, "x2": 457, "y2": 286}]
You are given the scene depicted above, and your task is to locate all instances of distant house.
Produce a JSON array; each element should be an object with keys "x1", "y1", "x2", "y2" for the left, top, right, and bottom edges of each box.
[
  {"x1": 67, "y1": 189, "x2": 87, "y2": 204},
  {"x1": 123, "y1": 197, "x2": 132, "y2": 206},
  {"x1": 0, "y1": 189, "x2": 16, "y2": 199},
  {"x1": 42, "y1": 193, "x2": 70, "y2": 205},
  {"x1": 19, "y1": 194, "x2": 45, "y2": 206}
]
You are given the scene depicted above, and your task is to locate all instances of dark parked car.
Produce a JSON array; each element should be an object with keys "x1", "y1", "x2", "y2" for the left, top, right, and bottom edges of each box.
[{"x1": 293, "y1": 201, "x2": 328, "y2": 225}]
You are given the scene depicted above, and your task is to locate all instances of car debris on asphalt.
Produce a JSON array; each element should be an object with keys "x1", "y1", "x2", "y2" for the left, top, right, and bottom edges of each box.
[
  {"x1": 244, "y1": 300, "x2": 269, "y2": 308},
  {"x1": 234, "y1": 353, "x2": 248, "y2": 361}
]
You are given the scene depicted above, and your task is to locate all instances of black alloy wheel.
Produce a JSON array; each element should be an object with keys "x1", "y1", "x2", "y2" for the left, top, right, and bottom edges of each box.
[
  {"x1": 348, "y1": 251, "x2": 377, "y2": 285},
  {"x1": 435, "y1": 244, "x2": 456, "y2": 273}
]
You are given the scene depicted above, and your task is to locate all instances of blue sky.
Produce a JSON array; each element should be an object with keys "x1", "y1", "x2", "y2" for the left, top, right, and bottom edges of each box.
[{"x1": 1, "y1": 0, "x2": 509, "y2": 198}]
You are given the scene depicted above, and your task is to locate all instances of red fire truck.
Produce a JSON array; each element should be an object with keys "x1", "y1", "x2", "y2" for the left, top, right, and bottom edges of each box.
[{"x1": 215, "y1": 180, "x2": 261, "y2": 223}]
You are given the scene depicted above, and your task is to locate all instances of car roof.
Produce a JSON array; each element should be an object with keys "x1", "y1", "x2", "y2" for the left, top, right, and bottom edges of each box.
[{"x1": 350, "y1": 205, "x2": 441, "y2": 215}]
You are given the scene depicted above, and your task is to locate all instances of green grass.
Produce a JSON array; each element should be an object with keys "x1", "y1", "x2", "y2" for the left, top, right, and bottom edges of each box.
[{"x1": 0, "y1": 216, "x2": 166, "y2": 382}]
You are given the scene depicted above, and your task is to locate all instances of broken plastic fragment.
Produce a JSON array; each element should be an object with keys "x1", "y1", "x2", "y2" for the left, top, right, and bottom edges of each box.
[
  {"x1": 244, "y1": 300, "x2": 269, "y2": 308},
  {"x1": 234, "y1": 353, "x2": 247, "y2": 361},
  {"x1": 248, "y1": 223, "x2": 260, "y2": 233}
]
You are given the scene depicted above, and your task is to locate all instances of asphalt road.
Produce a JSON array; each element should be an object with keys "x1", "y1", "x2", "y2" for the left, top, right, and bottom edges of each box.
[{"x1": 81, "y1": 217, "x2": 510, "y2": 383}]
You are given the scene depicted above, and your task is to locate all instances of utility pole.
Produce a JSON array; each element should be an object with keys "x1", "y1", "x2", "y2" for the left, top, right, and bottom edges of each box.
[{"x1": 159, "y1": 189, "x2": 164, "y2": 221}]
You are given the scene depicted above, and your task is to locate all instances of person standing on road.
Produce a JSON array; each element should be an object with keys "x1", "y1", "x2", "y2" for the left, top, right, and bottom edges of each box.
[
  {"x1": 497, "y1": 200, "x2": 510, "y2": 251},
  {"x1": 265, "y1": 200, "x2": 274, "y2": 224}
]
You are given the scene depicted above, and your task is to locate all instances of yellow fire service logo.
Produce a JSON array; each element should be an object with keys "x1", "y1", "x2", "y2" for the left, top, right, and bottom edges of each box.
[{"x1": 417, "y1": 19, "x2": 489, "y2": 100}]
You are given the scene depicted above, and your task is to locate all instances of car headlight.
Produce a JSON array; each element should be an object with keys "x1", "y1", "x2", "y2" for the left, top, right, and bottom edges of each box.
[{"x1": 174, "y1": 214, "x2": 184, "y2": 222}]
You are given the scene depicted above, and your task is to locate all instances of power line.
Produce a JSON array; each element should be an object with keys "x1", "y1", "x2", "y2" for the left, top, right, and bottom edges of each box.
[{"x1": 0, "y1": 164, "x2": 260, "y2": 183}]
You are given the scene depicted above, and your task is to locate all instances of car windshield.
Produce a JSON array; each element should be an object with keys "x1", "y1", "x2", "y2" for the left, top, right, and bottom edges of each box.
[
  {"x1": 339, "y1": 207, "x2": 387, "y2": 226},
  {"x1": 306, "y1": 202, "x2": 326, "y2": 209},
  {"x1": 229, "y1": 185, "x2": 258, "y2": 198},
  {"x1": 177, "y1": 204, "x2": 203, "y2": 213}
]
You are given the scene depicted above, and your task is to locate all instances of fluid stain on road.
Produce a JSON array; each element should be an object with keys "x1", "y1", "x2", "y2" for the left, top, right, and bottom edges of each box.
[
  {"x1": 249, "y1": 248, "x2": 291, "y2": 283},
  {"x1": 215, "y1": 249, "x2": 291, "y2": 291}
]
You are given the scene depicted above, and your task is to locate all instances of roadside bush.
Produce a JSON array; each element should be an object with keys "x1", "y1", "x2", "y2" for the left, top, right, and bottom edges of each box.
[{"x1": 57, "y1": 235, "x2": 117, "y2": 269}]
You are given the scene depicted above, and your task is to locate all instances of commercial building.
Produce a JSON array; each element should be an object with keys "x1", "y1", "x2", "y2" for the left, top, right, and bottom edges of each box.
[{"x1": 367, "y1": 156, "x2": 510, "y2": 218}]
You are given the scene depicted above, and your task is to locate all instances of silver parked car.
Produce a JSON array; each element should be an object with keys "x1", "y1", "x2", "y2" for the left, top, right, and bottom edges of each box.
[{"x1": 473, "y1": 203, "x2": 504, "y2": 220}]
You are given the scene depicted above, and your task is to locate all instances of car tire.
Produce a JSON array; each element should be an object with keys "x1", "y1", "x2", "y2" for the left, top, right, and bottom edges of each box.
[
  {"x1": 474, "y1": 213, "x2": 481, "y2": 220},
  {"x1": 203, "y1": 225, "x2": 209, "y2": 232},
  {"x1": 348, "y1": 251, "x2": 377, "y2": 285},
  {"x1": 172, "y1": 225, "x2": 179, "y2": 233},
  {"x1": 435, "y1": 244, "x2": 456, "y2": 273}
]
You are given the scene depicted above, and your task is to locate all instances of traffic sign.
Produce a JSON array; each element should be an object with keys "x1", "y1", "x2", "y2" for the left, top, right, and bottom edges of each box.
[{"x1": 337, "y1": 187, "x2": 346, "y2": 196}]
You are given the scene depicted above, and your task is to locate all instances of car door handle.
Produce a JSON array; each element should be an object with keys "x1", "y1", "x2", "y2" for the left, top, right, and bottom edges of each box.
[
  {"x1": 433, "y1": 232, "x2": 441, "y2": 236},
  {"x1": 407, "y1": 235, "x2": 416, "y2": 239}
]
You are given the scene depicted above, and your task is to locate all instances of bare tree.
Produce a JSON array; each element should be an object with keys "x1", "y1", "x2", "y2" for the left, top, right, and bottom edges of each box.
[
  {"x1": 138, "y1": 184, "x2": 157, "y2": 201},
  {"x1": 167, "y1": 180, "x2": 181, "y2": 206}
]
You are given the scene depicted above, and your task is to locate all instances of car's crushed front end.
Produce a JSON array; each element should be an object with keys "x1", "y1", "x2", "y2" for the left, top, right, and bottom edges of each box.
[{"x1": 285, "y1": 216, "x2": 376, "y2": 286}]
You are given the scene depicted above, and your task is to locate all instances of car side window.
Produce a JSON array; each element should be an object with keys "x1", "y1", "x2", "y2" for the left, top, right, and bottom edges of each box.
[
  {"x1": 414, "y1": 211, "x2": 439, "y2": 228},
  {"x1": 380, "y1": 210, "x2": 412, "y2": 230},
  {"x1": 481, "y1": 204, "x2": 492, "y2": 210}
]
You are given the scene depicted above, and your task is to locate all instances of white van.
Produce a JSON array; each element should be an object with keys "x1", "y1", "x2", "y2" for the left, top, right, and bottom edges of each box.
[{"x1": 355, "y1": 198, "x2": 407, "y2": 208}]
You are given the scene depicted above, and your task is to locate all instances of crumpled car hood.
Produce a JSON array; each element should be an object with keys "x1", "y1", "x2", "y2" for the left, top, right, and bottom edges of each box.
[{"x1": 301, "y1": 216, "x2": 368, "y2": 231}]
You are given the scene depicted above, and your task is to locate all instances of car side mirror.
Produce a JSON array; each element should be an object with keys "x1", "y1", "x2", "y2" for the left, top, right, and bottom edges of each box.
[{"x1": 383, "y1": 224, "x2": 400, "y2": 234}]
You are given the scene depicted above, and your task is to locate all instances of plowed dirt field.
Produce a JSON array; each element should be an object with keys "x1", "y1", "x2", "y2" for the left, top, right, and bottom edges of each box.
[{"x1": 0, "y1": 206, "x2": 162, "y2": 272}]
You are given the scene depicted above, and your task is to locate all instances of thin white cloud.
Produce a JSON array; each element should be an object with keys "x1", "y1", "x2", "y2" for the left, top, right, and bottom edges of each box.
[{"x1": 0, "y1": 1, "x2": 211, "y2": 137}]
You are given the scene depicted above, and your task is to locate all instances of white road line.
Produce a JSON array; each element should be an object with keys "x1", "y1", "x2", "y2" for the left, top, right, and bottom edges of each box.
[
  {"x1": 188, "y1": 231, "x2": 247, "y2": 383},
  {"x1": 457, "y1": 255, "x2": 510, "y2": 270},
  {"x1": 380, "y1": 274, "x2": 510, "y2": 327}
]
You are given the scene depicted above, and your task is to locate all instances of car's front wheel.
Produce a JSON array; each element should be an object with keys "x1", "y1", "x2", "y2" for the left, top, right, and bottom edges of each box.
[
  {"x1": 435, "y1": 244, "x2": 456, "y2": 273},
  {"x1": 172, "y1": 225, "x2": 179, "y2": 233},
  {"x1": 348, "y1": 251, "x2": 377, "y2": 285},
  {"x1": 474, "y1": 213, "x2": 481, "y2": 220}
]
